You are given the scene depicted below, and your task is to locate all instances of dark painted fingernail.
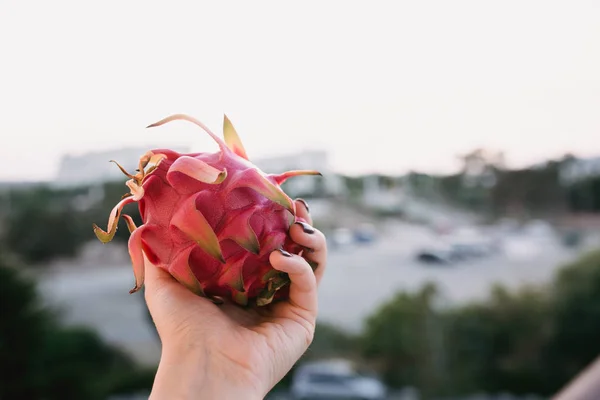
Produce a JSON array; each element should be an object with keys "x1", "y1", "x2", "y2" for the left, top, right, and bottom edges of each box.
[
  {"x1": 278, "y1": 248, "x2": 293, "y2": 257},
  {"x1": 295, "y1": 221, "x2": 315, "y2": 234},
  {"x1": 296, "y1": 198, "x2": 310, "y2": 213}
]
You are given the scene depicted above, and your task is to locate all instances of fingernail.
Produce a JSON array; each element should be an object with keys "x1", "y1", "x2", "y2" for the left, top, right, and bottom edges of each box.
[
  {"x1": 278, "y1": 248, "x2": 293, "y2": 257},
  {"x1": 295, "y1": 221, "x2": 315, "y2": 234},
  {"x1": 296, "y1": 198, "x2": 310, "y2": 214}
]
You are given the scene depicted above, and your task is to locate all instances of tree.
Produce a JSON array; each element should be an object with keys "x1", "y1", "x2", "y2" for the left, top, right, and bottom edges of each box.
[
  {"x1": 543, "y1": 249, "x2": 600, "y2": 389},
  {"x1": 361, "y1": 283, "x2": 444, "y2": 398},
  {"x1": 359, "y1": 249, "x2": 600, "y2": 397},
  {"x1": 0, "y1": 254, "x2": 153, "y2": 399},
  {"x1": 445, "y1": 285, "x2": 551, "y2": 395},
  {"x1": 490, "y1": 161, "x2": 568, "y2": 219},
  {"x1": 1, "y1": 182, "x2": 142, "y2": 265}
]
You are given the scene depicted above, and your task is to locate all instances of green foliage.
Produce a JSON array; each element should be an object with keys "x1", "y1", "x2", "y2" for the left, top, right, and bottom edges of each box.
[
  {"x1": 359, "y1": 249, "x2": 600, "y2": 398},
  {"x1": 0, "y1": 255, "x2": 54, "y2": 398},
  {"x1": 340, "y1": 175, "x2": 364, "y2": 198},
  {"x1": 360, "y1": 283, "x2": 444, "y2": 397},
  {"x1": 306, "y1": 322, "x2": 359, "y2": 360},
  {"x1": 567, "y1": 177, "x2": 600, "y2": 212},
  {"x1": 444, "y1": 286, "x2": 551, "y2": 395},
  {"x1": 0, "y1": 255, "x2": 154, "y2": 399},
  {"x1": 1, "y1": 182, "x2": 141, "y2": 264},
  {"x1": 410, "y1": 150, "x2": 599, "y2": 218},
  {"x1": 39, "y1": 327, "x2": 141, "y2": 399},
  {"x1": 544, "y1": 249, "x2": 600, "y2": 383},
  {"x1": 3, "y1": 186, "x2": 90, "y2": 263},
  {"x1": 490, "y1": 162, "x2": 567, "y2": 218}
]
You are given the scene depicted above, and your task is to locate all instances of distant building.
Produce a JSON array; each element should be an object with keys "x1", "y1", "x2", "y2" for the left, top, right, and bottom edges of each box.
[
  {"x1": 362, "y1": 175, "x2": 405, "y2": 212},
  {"x1": 54, "y1": 146, "x2": 190, "y2": 188},
  {"x1": 560, "y1": 156, "x2": 600, "y2": 185}
]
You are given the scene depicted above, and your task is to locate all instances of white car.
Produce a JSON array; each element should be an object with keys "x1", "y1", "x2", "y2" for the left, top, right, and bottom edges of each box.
[
  {"x1": 290, "y1": 359, "x2": 387, "y2": 400},
  {"x1": 330, "y1": 228, "x2": 354, "y2": 247}
]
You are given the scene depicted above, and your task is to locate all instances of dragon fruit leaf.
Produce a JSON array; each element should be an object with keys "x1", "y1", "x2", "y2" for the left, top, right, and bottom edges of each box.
[
  {"x1": 256, "y1": 289, "x2": 276, "y2": 306},
  {"x1": 109, "y1": 160, "x2": 134, "y2": 178},
  {"x1": 166, "y1": 156, "x2": 227, "y2": 185},
  {"x1": 171, "y1": 196, "x2": 225, "y2": 264},
  {"x1": 138, "y1": 151, "x2": 166, "y2": 171},
  {"x1": 232, "y1": 290, "x2": 249, "y2": 306},
  {"x1": 217, "y1": 207, "x2": 260, "y2": 255},
  {"x1": 231, "y1": 169, "x2": 295, "y2": 214},
  {"x1": 261, "y1": 269, "x2": 279, "y2": 283},
  {"x1": 271, "y1": 170, "x2": 322, "y2": 185},
  {"x1": 146, "y1": 114, "x2": 228, "y2": 153},
  {"x1": 223, "y1": 115, "x2": 249, "y2": 160},
  {"x1": 128, "y1": 225, "x2": 146, "y2": 294},
  {"x1": 93, "y1": 196, "x2": 135, "y2": 243},
  {"x1": 125, "y1": 180, "x2": 145, "y2": 200},
  {"x1": 122, "y1": 214, "x2": 137, "y2": 233},
  {"x1": 216, "y1": 253, "x2": 245, "y2": 292},
  {"x1": 168, "y1": 246, "x2": 206, "y2": 296}
]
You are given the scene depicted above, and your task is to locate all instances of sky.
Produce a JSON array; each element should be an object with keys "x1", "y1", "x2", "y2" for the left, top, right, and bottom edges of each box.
[{"x1": 1, "y1": 0, "x2": 599, "y2": 182}]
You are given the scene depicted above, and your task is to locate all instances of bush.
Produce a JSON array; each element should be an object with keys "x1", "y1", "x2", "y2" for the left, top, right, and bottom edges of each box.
[
  {"x1": 360, "y1": 283, "x2": 443, "y2": 397},
  {"x1": 543, "y1": 249, "x2": 600, "y2": 386},
  {"x1": 1, "y1": 182, "x2": 142, "y2": 265},
  {"x1": 359, "y1": 249, "x2": 600, "y2": 398},
  {"x1": 0, "y1": 254, "x2": 154, "y2": 399},
  {"x1": 444, "y1": 285, "x2": 551, "y2": 395},
  {"x1": 0, "y1": 254, "x2": 54, "y2": 398}
]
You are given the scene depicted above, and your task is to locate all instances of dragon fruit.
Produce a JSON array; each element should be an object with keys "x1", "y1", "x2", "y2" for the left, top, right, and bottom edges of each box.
[{"x1": 93, "y1": 114, "x2": 321, "y2": 306}]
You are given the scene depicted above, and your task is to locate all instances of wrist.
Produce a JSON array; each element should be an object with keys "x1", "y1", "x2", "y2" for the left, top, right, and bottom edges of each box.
[{"x1": 149, "y1": 346, "x2": 265, "y2": 400}]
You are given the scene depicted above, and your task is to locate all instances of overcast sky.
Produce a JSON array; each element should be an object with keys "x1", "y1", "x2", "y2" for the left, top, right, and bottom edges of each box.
[{"x1": 1, "y1": 0, "x2": 599, "y2": 181}]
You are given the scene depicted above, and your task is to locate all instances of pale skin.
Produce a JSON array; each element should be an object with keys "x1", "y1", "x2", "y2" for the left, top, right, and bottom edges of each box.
[{"x1": 144, "y1": 199, "x2": 327, "y2": 399}]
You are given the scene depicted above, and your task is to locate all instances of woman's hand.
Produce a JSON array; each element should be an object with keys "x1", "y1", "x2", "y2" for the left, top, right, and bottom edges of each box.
[{"x1": 144, "y1": 199, "x2": 327, "y2": 399}]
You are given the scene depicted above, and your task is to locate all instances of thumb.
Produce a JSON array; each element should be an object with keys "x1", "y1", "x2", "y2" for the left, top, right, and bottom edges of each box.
[
  {"x1": 143, "y1": 254, "x2": 177, "y2": 293},
  {"x1": 142, "y1": 254, "x2": 206, "y2": 309}
]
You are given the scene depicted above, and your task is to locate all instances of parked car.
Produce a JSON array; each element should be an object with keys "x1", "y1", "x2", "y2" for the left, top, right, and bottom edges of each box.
[
  {"x1": 415, "y1": 243, "x2": 459, "y2": 265},
  {"x1": 450, "y1": 241, "x2": 491, "y2": 259},
  {"x1": 290, "y1": 359, "x2": 387, "y2": 400},
  {"x1": 354, "y1": 223, "x2": 377, "y2": 244},
  {"x1": 416, "y1": 236, "x2": 496, "y2": 265},
  {"x1": 330, "y1": 228, "x2": 354, "y2": 248},
  {"x1": 416, "y1": 249, "x2": 453, "y2": 264}
]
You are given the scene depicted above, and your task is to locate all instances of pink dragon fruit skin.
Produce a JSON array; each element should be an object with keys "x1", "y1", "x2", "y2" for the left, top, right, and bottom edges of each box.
[{"x1": 93, "y1": 114, "x2": 321, "y2": 306}]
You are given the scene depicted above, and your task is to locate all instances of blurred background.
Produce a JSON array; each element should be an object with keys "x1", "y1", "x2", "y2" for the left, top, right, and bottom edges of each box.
[{"x1": 1, "y1": 1, "x2": 599, "y2": 399}]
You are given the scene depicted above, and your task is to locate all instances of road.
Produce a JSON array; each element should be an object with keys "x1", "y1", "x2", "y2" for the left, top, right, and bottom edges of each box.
[
  {"x1": 319, "y1": 222, "x2": 578, "y2": 332},
  {"x1": 38, "y1": 221, "x2": 584, "y2": 364}
]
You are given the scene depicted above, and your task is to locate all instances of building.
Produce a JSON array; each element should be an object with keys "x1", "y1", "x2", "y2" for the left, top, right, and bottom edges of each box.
[
  {"x1": 361, "y1": 174, "x2": 406, "y2": 212},
  {"x1": 53, "y1": 146, "x2": 190, "y2": 188}
]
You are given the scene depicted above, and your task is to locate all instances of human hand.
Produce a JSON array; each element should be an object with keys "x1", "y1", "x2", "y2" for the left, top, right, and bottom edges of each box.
[{"x1": 144, "y1": 199, "x2": 327, "y2": 399}]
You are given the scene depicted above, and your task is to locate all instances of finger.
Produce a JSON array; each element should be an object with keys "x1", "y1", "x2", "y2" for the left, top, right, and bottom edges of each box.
[
  {"x1": 295, "y1": 198, "x2": 313, "y2": 225},
  {"x1": 142, "y1": 254, "x2": 199, "y2": 312},
  {"x1": 270, "y1": 249, "x2": 318, "y2": 315},
  {"x1": 143, "y1": 254, "x2": 177, "y2": 293},
  {"x1": 289, "y1": 222, "x2": 327, "y2": 283}
]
